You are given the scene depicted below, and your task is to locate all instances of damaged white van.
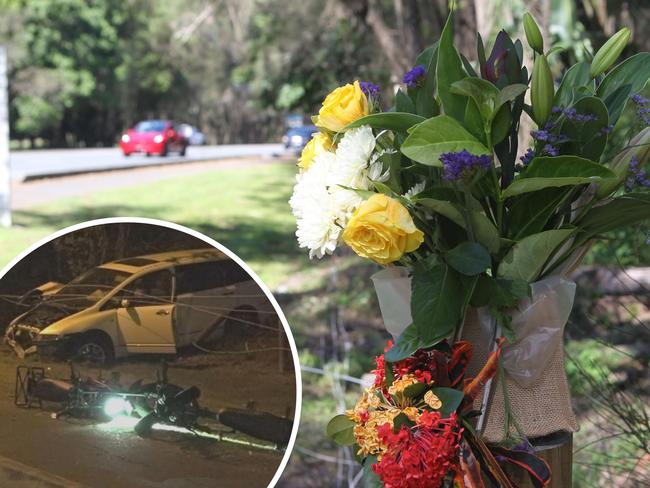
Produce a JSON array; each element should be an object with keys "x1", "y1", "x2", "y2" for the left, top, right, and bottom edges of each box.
[{"x1": 4, "y1": 249, "x2": 274, "y2": 363}]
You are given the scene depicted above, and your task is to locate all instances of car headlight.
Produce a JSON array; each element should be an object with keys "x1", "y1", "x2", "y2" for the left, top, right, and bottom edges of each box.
[
  {"x1": 153, "y1": 134, "x2": 164, "y2": 143},
  {"x1": 121, "y1": 134, "x2": 130, "y2": 143},
  {"x1": 291, "y1": 135, "x2": 303, "y2": 144}
]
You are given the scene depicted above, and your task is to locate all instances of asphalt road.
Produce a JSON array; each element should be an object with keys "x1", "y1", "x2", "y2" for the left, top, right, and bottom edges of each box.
[
  {"x1": 0, "y1": 346, "x2": 296, "y2": 487},
  {"x1": 9, "y1": 145, "x2": 285, "y2": 181}
]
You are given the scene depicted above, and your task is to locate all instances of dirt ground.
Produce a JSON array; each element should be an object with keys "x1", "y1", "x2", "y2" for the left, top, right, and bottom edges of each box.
[{"x1": 0, "y1": 331, "x2": 297, "y2": 487}]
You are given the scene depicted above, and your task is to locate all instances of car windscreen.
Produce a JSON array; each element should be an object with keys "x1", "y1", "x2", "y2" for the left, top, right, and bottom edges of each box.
[
  {"x1": 134, "y1": 121, "x2": 167, "y2": 132},
  {"x1": 55, "y1": 268, "x2": 132, "y2": 307}
]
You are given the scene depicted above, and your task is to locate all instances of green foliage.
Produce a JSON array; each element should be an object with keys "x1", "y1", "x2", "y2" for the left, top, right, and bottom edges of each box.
[
  {"x1": 401, "y1": 115, "x2": 490, "y2": 166},
  {"x1": 436, "y1": 13, "x2": 466, "y2": 122},
  {"x1": 444, "y1": 242, "x2": 490, "y2": 276},
  {"x1": 345, "y1": 113, "x2": 426, "y2": 134},
  {"x1": 503, "y1": 156, "x2": 616, "y2": 198},
  {"x1": 410, "y1": 260, "x2": 466, "y2": 344},
  {"x1": 326, "y1": 414, "x2": 355, "y2": 445},
  {"x1": 596, "y1": 53, "x2": 650, "y2": 125},
  {"x1": 498, "y1": 228, "x2": 575, "y2": 282},
  {"x1": 431, "y1": 387, "x2": 465, "y2": 417}
]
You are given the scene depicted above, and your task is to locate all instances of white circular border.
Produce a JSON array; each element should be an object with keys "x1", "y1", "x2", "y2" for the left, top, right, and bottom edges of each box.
[{"x1": 0, "y1": 217, "x2": 302, "y2": 488}]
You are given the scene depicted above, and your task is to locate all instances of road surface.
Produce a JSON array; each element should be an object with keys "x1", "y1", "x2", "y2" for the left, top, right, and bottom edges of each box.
[
  {"x1": 0, "y1": 344, "x2": 296, "y2": 487},
  {"x1": 11, "y1": 157, "x2": 282, "y2": 210},
  {"x1": 10, "y1": 145, "x2": 285, "y2": 181}
]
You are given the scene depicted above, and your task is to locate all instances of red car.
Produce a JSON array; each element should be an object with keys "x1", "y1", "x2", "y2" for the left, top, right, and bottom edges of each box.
[{"x1": 119, "y1": 120, "x2": 188, "y2": 157}]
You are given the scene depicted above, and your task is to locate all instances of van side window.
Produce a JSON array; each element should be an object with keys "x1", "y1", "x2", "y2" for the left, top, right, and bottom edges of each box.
[
  {"x1": 175, "y1": 260, "x2": 250, "y2": 295},
  {"x1": 122, "y1": 270, "x2": 173, "y2": 307}
]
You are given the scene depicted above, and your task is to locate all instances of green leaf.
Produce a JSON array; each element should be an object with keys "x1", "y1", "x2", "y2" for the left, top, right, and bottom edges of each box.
[
  {"x1": 402, "y1": 382, "x2": 428, "y2": 398},
  {"x1": 508, "y1": 187, "x2": 568, "y2": 239},
  {"x1": 497, "y1": 229, "x2": 575, "y2": 282},
  {"x1": 395, "y1": 89, "x2": 416, "y2": 113},
  {"x1": 491, "y1": 278, "x2": 531, "y2": 307},
  {"x1": 502, "y1": 156, "x2": 616, "y2": 198},
  {"x1": 450, "y1": 77, "x2": 499, "y2": 122},
  {"x1": 414, "y1": 43, "x2": 440, "y2": 118},
  {"x1": 463, "y1": 99, "x2": 487, "y2": 143},
  {"x1": 379, "y1": 150, "x2": 403, "y2": 194},
  {"x1": 418, "y1": 198, "x2": 500, "y2": 253},
  {"x1": 431, "y1": 387, "x2": 465, "y2": 417},
  {"x1": 344, "y1": 112, "x2": 426, "y2": 134},
  {"x1": 326, "y1": 415, "x2": 356, "y2": 445},
  {"x1": 445, "y1": 242, "x2": 491, "y2": 275},
  {"x1": 560, "y1": 96, "x2": 609, "y2": 161},
  {"x1": 597, "y1": 53, "x2": 650, "y2": 125},
  {"x1": 496, "y1": 83, "x2": 529, "y2": 108},
  {"x1": 411, "y1": 262, "x2": 464, "y2": 344},
  {"x1": 490, "y1": 104, "x2": 512, "y2": 146},
  {"x1": 391, "y1": 413, "x2": 414, "y2": 433},
  {"x1": 470, "y1": 276, "x2": 530, "y2": 308},
  {"x1": 362, "y1": 456, "x2": 382, "y2": 488},
  {"x1": 554, "y1": 61, "x2": 592, "y2": 108},
  {"x1": 384, "y1": 323, "x2": 422, "y2": 362},
  {"x1": 577, "y1": 193, "x2": 650, "y2": 240},
  {"x1": 469, "y1": 275, "x2": 493, "y2": 307},
  {"x1": 401, "y1": 115, "x2": 490, "y2": 166},
  {"x1": 436, "y1": 13, "x2": 467, "y2": 122}
]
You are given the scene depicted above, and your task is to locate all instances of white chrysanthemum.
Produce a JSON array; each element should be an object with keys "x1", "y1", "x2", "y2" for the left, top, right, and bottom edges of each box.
[
  {"x1": 328, "y1": 126, "x2": 376, "y2": 190},
  {"x1": 289, "y1": 125, "x2": 392, "y2": 258},
  {"x1": 404, "y1": 181, "x2": 426, "y2": 199},
  {"x1": 289, "y1": 151, "x2": 341, "y2": 258}
]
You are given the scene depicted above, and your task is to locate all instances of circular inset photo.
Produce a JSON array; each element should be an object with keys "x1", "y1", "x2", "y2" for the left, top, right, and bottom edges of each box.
[{"x1": 0, "y1": 218, "x2": 300, "y2": 488}]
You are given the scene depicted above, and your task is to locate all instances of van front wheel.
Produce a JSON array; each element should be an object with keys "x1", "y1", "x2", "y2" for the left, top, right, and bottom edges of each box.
[{"x1": 74, "y1": 332, "x2": 114, "y2": 364}]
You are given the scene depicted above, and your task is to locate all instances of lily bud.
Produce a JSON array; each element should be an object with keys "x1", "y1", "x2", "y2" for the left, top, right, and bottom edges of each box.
[
  {"x1": 531, "y1": 54, "x2": 554, "y2": 126},
  {"x1": 589, "y1": 27, "x2": 631, "y2": 78},
  {"x1": 523, "y1": 13, "x2": 544, "y2": 54}
]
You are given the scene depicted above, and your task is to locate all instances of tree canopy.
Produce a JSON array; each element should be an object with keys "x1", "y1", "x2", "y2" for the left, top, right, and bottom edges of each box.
[{"x1": 0, "y1": 0, "x2": 645, "y2": 147}]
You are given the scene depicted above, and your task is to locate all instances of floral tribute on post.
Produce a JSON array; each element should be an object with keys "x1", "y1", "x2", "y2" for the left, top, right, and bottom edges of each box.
[{"x1": 290, "y1": 9, "x2": 650, "y2": 487}]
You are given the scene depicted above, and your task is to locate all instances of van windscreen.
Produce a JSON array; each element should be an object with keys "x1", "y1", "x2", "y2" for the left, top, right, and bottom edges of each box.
[{"x1": 57, "y1": 268, "x2": 132, "y2": 305}]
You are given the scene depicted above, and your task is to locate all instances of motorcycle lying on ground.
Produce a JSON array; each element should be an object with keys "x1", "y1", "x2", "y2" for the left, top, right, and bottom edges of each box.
[{"x1": 14, "y1": 361, "x2": 293, "y2": 451}]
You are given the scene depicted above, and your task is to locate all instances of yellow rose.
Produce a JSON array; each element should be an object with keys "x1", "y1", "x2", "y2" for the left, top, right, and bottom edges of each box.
[
  {"x1": 316, "y1": 81, "x2": 369, "y2": 133},
  {"x1": 298, "y1": 132, "x2": 333, "y2": 171},
  {"x1": 343, "y1": 194, "x2": 424, "y2": 265}
]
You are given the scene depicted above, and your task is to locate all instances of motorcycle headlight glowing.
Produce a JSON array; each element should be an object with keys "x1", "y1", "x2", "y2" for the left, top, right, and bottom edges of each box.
[{"x1": 103, "y1": 396, "x2": 133, "y2": 418}]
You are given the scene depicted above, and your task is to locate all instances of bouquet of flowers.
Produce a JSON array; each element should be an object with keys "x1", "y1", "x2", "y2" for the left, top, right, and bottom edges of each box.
[
  {"x1": 328, "y1": 338, "x2": 552, "y2": 487},
  {"x1": 289, "y1": 9, "x2": 650, "y2": 487}
]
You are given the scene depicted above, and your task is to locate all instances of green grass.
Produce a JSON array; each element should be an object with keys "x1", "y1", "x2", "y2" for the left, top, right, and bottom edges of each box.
[{"x1": 0, "y1": 162, "x2": 308, "y2": 287}]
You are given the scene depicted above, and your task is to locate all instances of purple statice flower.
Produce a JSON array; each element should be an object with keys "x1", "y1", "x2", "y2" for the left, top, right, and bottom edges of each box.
[
  {"x1": 631, "y1": 93, "x2": 650, "y2": 126},
  {"x1": 403, "y1": 65, "x2": 426, "y2": 88},
  {"x1": 551, "y1": 106, "x2": 563, "y2": 114},
  {"x1": 359, "y1": 81, "x2": 380, "y2": 100},
  {"x1": 543, "y1": 144, "x2": 559, "y2": 156},
  {"x1": 530, "y1": 129, "x2": 554, "y2": 142},
  {"x1": 563, "y1": 107, "x2": 598, "y2": 123},
  {"x1": 440, "y1": 150, "x2": 492, "y2": 182},
  {"x1": 625, "y1": 156, "x2": 650, "y2": 192},
  {"x1": 520, "y1": 148, "x2": 535, "y2": 165}
]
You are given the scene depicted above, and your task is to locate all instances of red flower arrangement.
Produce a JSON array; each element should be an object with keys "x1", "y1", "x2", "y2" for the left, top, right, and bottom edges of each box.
[{"x1": 327, "y1": 339, "x2": 552, "y2": 487}]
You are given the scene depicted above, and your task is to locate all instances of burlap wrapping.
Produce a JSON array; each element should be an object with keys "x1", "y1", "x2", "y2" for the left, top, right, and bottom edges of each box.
[
  {"x1": 462, "y1": 307, "x2": 579, "y2": 443},
  {"x1": 373, "y1": 268, "x2": 580, "y2": 443}
]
